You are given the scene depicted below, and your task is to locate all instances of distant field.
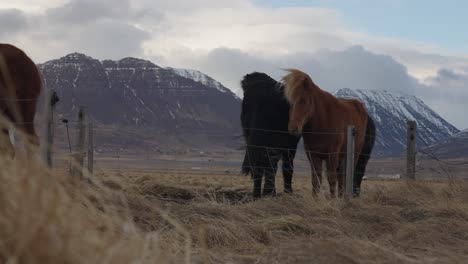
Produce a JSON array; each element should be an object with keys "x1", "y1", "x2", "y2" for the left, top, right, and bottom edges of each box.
[{"x1": 2, "y1": 154, "x2": 468, "y2": 263}]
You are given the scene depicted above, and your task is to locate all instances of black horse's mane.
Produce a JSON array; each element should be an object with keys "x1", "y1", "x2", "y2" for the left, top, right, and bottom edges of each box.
[{"x1": 241, "y1": 72, "x2": 284, "y2": 97}]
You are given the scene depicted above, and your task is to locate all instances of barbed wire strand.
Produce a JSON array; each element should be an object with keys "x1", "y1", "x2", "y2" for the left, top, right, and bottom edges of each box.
[{"x1": 20, "y1": 115, "x2": 466, "y2": 183}]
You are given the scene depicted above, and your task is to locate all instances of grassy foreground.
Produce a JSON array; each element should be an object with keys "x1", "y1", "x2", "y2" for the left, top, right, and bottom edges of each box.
[{"x1": 1, "y1": 156, "x2": 468, "y2": 264}]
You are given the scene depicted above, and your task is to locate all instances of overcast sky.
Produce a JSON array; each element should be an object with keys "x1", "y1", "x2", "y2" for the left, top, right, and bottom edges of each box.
[{"x1": 1, "y1": 0, "x2": 468, "y2": 129}]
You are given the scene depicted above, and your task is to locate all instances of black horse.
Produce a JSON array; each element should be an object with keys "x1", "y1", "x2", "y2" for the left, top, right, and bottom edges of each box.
[{"x1": 240, "y1": 72, "x2": 301, "y2": 198}]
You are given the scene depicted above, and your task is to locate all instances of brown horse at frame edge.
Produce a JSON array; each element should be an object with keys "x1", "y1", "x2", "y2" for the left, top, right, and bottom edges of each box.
[{"x1": 0, "y1": 44, "x2": 42, "y2": 155}]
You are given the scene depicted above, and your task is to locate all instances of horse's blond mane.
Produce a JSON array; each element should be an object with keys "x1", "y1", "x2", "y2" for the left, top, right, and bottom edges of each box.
[{"x1": 281, "y1": 69, "x2": 318, "y2": 106}]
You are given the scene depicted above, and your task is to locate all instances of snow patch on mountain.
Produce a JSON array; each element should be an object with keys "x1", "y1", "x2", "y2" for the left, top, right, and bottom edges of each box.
[
  {"x1": 167, "y1": 68, "x2": 237, "y2": 97},
  {"x1": 335, "y1": 88, "x2": 459, "y2": 156}
]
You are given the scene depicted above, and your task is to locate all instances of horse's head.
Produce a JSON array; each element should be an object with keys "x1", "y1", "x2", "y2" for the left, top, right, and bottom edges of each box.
[
  {"x1": 282, "y1": 69, "x2": 316, "y2": 134},
  {"x1": 241, "y1": 72, "x2": 275, "y2": 92},
  {"x1": 288, "y1": 96, "x2": 314, "y2": 134}
]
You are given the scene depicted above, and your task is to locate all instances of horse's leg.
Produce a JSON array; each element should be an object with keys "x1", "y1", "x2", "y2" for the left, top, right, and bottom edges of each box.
[
  {"x1": 282, "y1": 150, "x2": 296, "y2": 194},
  {"x1": 326, "y1": 157, "x2": 339, "y2": 197},
  {"x1": 263, "y1": 167, "x2": 277, "y2": 197},
  {"x1": 306, "y1": 148, "x2": 323, "y2": 195},
  {"x1": 0, "y1": 108, "x2": 15, "y2": 157},
  {"x1": 337, "y1": 159, "x2": 346, "y2": 197},
  {"x1": 263, "y1": 151, "x2": 279, "y2": 197},
  {"x1": 310, "y1": 157, "x2": 323, "y2": 195},
  {"x1": 0, "y1": 128, "x2": 14, "y2": 158},
  {"x1": 252, "y1": 168, "x2": 263, "y2": 199}
]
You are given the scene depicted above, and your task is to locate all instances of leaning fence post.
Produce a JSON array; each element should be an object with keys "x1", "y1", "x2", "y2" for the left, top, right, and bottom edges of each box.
[
  {"x1": 345, "y1": 125, "x2": 356, "y2": 197},
  {"x1": 87, "y1": 122, "x2": 94, "y2": 175},
  {"x1": 406, "y1": 120, "x2": 417, "y2": 179},
  {"x1": 72, "y1": 106, "x2": 86, "y2": 177}
]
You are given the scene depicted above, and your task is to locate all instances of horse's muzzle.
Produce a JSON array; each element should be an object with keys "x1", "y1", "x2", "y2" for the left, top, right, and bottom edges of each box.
[
  {"x1": 288, "y1": 127, "x2": 301, "y2": 137},
  {"x1": 291, "y1": 131, "x2": 301, "y2": 137}
]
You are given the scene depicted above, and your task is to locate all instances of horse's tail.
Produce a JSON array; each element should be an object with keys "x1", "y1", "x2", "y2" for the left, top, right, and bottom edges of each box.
[
  {"x1": 353, "y1": 113, "x2": 376, "y2": 197},
  {"x1": 241, "y1": 166, "x2": 251, "y2": 176},
  {"x1": 281, "y1": 69, "x2": 317, "y2": 103},
  {"x1": 241, "y1": 151, "x2": 251, "y2": 176}
]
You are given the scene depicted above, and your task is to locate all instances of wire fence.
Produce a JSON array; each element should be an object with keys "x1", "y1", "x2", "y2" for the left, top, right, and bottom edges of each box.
[
  {"x1": 1, "y1": 55, "x2": 459, "y2": 190},
  {"x1": 37, "y1": 120, "x2": 467, "y2": 184},
  {"x1": 414, "y1": 131, "x2": 468, "y2": 180},
  {"x1": 2, "y1": 99, "x2": 467, "y2": 184}
]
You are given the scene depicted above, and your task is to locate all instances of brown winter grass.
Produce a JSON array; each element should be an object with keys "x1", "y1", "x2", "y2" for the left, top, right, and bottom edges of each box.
[{"x1": 1, "y1": 150, "x2": 468, "y2": 263}]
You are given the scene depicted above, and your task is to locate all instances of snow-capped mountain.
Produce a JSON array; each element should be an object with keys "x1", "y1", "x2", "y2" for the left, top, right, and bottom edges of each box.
[
  {"x1": 39, "y1": 53, "x2": 241, "y2": 130},
  {"x1": 336, "y1": 88, "x2": 459, "y2": 156},
  {"x1": 38, "y1": 53, "x2": 243, "y2": 153}
]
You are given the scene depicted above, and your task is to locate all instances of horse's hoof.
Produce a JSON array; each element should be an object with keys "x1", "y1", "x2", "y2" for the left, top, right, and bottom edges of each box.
[
  {"x1": 353, "y1": 188, "x2": 361, "y2": 198},
  {"x1": 262, "y1": 190, "x2": 277, "y2": 197},
  {"x1": 253, "y1": 192, "x2": 262, "y2": 200}
]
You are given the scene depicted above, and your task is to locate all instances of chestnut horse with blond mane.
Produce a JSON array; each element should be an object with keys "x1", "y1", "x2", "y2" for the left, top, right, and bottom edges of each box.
[
  {"x1": 282, "y1": 69, "x2": 369, "y2": 196},
  {"x1": 0, "y1": 44, "x2": 42, "y2": 154}
]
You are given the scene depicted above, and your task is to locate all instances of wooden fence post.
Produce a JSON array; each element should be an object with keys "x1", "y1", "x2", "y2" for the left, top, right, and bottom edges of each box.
[
  {"x1": 87, "y1": 122, "x2": 94, "y2": 175},
  {"x1": 345, "y1": 125, "x2": 356, "y2": 197},
  {"x1": 43, "y1": 89, "x2": 56, "y2": 168},
  {"x1": 406, "y1": 120, "x2": 417, "y2": 179},
  {"x1": 72, "y1": 106, "x2": 86, "y2": 177}
]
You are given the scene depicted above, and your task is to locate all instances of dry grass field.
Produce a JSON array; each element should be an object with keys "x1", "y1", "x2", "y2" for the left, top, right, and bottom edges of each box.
[{"x1": 1, "y1": 153, "x2": 468, "y2": 264}]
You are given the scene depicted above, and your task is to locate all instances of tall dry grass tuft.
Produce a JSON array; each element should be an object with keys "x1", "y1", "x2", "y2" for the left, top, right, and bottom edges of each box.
[{"x1": 0, "y1": 149, "x2": 184, "y2": 263}]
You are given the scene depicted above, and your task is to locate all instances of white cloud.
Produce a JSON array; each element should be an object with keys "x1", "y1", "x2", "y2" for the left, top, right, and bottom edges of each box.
[
  {"x1": 144, "y1": 5, "x2": 348, "y2": 58},
  {"x1": 181, "y1": 46, "x2": 421, "y2": 95},
  {"x1": 0, "y1": 0, "x2": 64, "y2": 13}
]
